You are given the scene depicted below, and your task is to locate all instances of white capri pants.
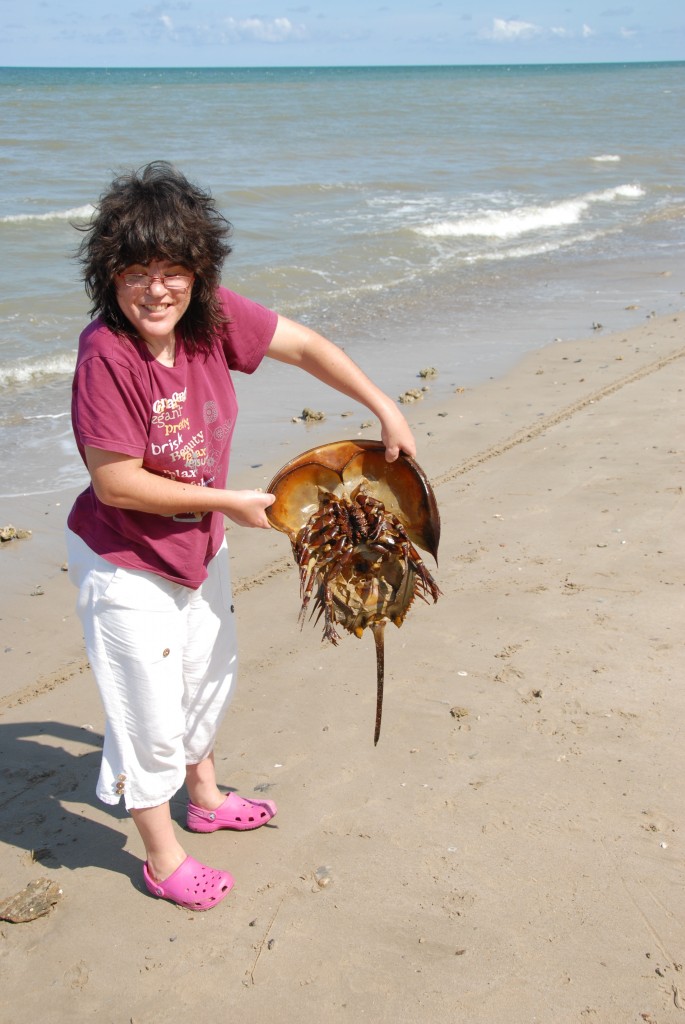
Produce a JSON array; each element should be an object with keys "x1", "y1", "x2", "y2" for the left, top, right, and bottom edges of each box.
[{"x1": 66, "y1": 529, "x2": 238, "y2": 810}]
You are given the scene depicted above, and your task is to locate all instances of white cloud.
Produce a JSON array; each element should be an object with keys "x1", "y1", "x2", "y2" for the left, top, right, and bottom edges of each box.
[
  {"x1": 619, "y1": 26, "x2": 637, "y2": 38},
  {"x1": 222, "y1": 16, "x2": 306, "y2": 44},
  {"x1": 159, "y1": 14, "x2": 174, "y2": 32},
  {"x1": 485, "y1": 18, "x2": 542, "y2": 42},
  {"x1": 477, "y1": 15, "x2": 612, "y2": 49}
]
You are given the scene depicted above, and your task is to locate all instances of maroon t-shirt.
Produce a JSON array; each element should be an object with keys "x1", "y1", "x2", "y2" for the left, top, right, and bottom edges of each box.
[{"x1": 68, "y1": 287, "x2": 278, "y2": 588}]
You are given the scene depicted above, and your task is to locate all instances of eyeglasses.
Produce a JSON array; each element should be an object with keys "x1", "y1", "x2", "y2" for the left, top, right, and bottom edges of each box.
[{"x1": 120, "y1": 272, "x2": 193, "y2": 292}]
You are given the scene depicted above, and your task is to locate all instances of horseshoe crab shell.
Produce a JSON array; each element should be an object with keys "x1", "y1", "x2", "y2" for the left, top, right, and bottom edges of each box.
[
  {"x1": 266, "y1": 440, "x2": 441, "y2": 744},
  {"x1": 266, "y1": 439, "x2": 440, "y2": 559}
]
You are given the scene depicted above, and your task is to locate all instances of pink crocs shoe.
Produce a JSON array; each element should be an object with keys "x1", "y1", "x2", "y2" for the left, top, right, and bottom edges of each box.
[
  {"x1": 142, "y1": 855, "x2": 234, "y2": 911},
  {"x1": 187, "y1": 792, "x2": 278, "y2": 833}
]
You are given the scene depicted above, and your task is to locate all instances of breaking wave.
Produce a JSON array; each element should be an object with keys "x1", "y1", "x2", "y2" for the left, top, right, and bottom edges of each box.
[
  {"x1": 0, "y1": 352, "x2": 76, "y2": 387},
  {"x1": 416, "y1": 185, "x2": 645, "y2": 242},
  {"x1": 0, "y1": 204, "x2": 94, "y2": 224}
]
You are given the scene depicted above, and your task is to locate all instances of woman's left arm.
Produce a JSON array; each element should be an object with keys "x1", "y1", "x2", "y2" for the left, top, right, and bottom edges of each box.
[{"x1": 266, "y1": 315, "x2": 416, "y2": 462}]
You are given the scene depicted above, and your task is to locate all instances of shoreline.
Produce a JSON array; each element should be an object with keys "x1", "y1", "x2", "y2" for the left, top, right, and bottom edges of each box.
[
  {"x1": 1, "y1": 311, "x2": 684, "y2": 1022},
  {"x1": 3, "y1": 245, "x2": 684, "y2": 502}
]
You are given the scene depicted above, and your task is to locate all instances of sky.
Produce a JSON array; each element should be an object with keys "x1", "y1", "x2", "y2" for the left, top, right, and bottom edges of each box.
[{"x1": 0, "y1": 0, "x2": 683, "y2": 67}]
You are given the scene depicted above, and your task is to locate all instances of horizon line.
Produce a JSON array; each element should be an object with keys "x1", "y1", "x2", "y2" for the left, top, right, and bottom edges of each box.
[{"x1": 2, "y1": 58, "x2": 684, "y2": 71}]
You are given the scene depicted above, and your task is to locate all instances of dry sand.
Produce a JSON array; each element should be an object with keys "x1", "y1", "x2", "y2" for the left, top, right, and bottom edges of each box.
[{"x1": 1, "y1": 312, "x2": 684, "y2": 1023}]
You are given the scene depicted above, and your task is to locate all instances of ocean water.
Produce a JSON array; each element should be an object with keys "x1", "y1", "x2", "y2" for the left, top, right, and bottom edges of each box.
[{"x1": 1, "y1": 63, "x2": 684, "y2": 498}]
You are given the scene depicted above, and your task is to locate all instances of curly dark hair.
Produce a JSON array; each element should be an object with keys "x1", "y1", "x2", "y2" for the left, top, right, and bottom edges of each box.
[{"x1": 76, "y1": 162, "x2": 233, "y2": 354}]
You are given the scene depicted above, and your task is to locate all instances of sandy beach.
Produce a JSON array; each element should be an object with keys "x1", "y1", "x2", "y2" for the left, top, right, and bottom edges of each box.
[{"x1": 1, "y1": 311, "x2": 684, "y2": 1023}]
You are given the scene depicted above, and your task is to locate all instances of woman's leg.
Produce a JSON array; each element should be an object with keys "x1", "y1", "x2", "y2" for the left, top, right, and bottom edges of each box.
[
  {"x1": 182, "y1": 543, "x2": 238, "y2": 797},
  {"x1": 67, "y1": 529, "x2": 189, "y2": 808},
  {"x1": 182, "y1": 543, "x2": 276, "y2": 832},
  {"x1": 130, "y1": 803, "x2": 187, "y2": 883},
  {"x1": 66, "y1": 531, "x2": 234, "y2": 907},
  {"x1": 185, "y1": 753, "x2": 224, "y2": 811}
]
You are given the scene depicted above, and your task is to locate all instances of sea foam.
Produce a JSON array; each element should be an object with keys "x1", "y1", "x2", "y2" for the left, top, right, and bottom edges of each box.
[
  {"x1": 416, "y1": 185, "x2": 645, "y2": 241},
  {"x1": 0, "y1": 204, "x2": 94, "y2": 225},
  {"x1": 0, "y1": 352, "x2": 77, "y2": 386}
]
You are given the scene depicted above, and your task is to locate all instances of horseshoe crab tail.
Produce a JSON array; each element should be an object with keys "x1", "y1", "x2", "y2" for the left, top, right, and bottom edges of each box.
[{"x1": 371, "y1": 621, "x2": 386, "y2": 746}]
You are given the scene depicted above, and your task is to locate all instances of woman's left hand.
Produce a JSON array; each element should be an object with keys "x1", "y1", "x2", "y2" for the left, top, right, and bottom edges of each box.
[{"x1": 379, "y1": 403, "x2": 417, "y2": 462}]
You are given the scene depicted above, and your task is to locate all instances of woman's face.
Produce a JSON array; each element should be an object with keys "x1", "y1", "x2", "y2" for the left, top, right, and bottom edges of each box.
[{"x1": 115, "y1": 260, "x2": 194, "y2": 347}]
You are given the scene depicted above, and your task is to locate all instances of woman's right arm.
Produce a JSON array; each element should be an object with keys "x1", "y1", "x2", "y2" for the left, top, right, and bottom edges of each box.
[{"x1": 85, "y1": 447, "x2": 274, "y2": 528}]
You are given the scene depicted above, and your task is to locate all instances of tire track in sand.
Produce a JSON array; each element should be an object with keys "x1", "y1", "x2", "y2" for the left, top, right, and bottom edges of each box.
[{"x1": 431, "y1": 344, "x2": 685, "y2": 489}]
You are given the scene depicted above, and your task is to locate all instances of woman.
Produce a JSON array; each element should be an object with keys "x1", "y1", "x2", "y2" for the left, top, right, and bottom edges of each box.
[{"x1": 66, "y1": 161, "x2": 416, "y2": 911}]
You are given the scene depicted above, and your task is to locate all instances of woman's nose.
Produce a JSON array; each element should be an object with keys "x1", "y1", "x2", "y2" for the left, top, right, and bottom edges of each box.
[{"x1": 146, "y1": 276, "x2": 168, "y2": 294}]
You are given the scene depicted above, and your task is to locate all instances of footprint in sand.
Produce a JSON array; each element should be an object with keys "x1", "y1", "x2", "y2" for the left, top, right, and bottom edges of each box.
[{"x1": 63, "y1": 960, "x2": 90, "y2": 991}]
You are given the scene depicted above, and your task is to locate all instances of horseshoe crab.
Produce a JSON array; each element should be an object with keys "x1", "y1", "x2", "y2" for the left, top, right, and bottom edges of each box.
[{"x1": 266, "y1": 439, "x2": 441, "y2": 744}]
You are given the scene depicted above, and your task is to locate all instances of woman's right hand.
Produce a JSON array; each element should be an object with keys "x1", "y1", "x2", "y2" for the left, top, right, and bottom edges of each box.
[{"x1": 221, "y1": 489, "x2": 276, "y2": 529}]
